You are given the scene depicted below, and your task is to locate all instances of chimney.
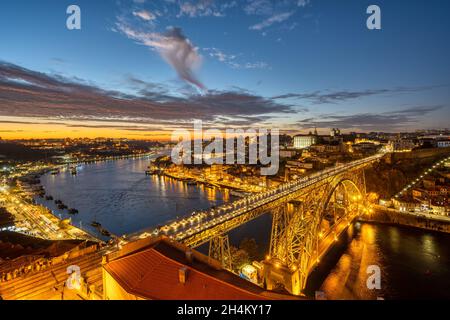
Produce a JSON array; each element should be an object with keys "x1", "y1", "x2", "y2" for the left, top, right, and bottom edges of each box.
[{"x1": 178, "y1": 266, "x2": 188, "y2": 284}]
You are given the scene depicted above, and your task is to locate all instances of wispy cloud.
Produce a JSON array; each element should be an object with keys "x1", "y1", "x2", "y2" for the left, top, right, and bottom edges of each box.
[
  {"x1": 116, "y1": 22, "x2": 204, "y2": 90},
  {"x1": 244, "y1": 0, "x2": 273, "y2": 16},
  {"x1": 298, "y1": 105, "x2": 447, "y2": 131},
  {"x1": 272, "y1": 86, "x2": 444, "y2": 104},
  {"x1": 297, "y1": 0, "x2": 310, "y2": 8},
  {"x1": 176, "y1": 0, "x2": 237, "y2": 18},
  {"x1": 132, "y1": 10, "x2": 156, "y2": 21},
  {"x1": 249, "y1": 11, "x2": 294, "y2": 31},
  {"x1": 203, "y1": 48, "x2": 270, "y2": 69}
]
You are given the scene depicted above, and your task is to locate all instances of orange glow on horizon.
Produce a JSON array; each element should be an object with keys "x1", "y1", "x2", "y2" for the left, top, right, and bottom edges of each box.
[
  {"x1": 1, "y1": 116, "x2": 283, "y2": 141},
  {"x1": 0, "y1": 117, "x2": 172, "y2": 141}
]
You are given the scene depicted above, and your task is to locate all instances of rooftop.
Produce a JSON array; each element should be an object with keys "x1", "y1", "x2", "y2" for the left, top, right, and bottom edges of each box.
[{"x1": 104, "y1": 237, "x2": 297, "y2": 300}]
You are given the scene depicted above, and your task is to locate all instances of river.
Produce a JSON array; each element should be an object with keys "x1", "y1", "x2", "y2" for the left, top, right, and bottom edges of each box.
[
  {"x1": 305, "y1": 222, "x2": 450, "y2": 299},
  {"x1": 36, "y1": 157, "x2": 450, "y2": 299},
  {"x1": 35, "y1": 156, "x2": 231, "y2": 237}
]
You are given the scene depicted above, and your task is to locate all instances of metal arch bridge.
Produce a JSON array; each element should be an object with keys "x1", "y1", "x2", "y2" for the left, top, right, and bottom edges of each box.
[{"x1": 140, "y1": 153, "x2": 385, "y2": 295}]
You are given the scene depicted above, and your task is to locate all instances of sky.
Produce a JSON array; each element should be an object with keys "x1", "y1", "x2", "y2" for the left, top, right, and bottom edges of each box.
[{"x1": 0, "y1": 0, "x2": 449, "y2": 140}]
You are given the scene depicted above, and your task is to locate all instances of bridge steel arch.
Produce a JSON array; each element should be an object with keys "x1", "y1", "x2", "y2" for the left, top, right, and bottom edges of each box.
[
  {"x1": 264, "y1": 168, "x2": 367, "y2": 295},
  {"x1": 172, "y1": 156, "x2": 381, "y2": 294}
]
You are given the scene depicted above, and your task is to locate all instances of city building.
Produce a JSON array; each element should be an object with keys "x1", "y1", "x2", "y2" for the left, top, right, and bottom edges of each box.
[
  {"x1": 293, "y1": 134, "x2": 318, "y2": 149},
  {"x1": 352, "y1": 142, "x2": 379, "y2": 155},
  {"x1": 392, "y1": 197, "x2": 421, "y2": 212},
  {"x1": 389, "y1": 139, "x2": 417, "y2": 152},
  {"x1": 279, "y1": 149, "x2": 298, "y2": 159},
  {"x1": 437, "y1": 139, "x2": 450, "y2": 148}
]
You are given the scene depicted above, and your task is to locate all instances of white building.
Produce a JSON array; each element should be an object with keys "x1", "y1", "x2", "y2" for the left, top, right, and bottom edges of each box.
[
  {"x1": 293, "y1": 135, "x2": 318, "y2": 149},
  {"x1": 437, "y1": 140, "x2": 450, "y2": 148}
]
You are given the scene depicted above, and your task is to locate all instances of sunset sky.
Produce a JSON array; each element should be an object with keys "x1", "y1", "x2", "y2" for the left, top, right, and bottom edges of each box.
[{"x1": 0, "y1": 0, "x2": 449, "y2": 140}]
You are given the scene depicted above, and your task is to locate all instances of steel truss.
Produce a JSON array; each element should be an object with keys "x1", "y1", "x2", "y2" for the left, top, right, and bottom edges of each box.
[
  {"x1": 265, "y1": 167, "x2": 367, "y2": 294},
  {"x1": 208, "y1": 234, "x2": 232, "y2": 271}
]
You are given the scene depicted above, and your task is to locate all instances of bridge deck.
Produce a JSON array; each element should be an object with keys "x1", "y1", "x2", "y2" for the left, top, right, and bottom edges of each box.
[{"x1": 129, "y1": 153, "x2": 384, "y2": 248}]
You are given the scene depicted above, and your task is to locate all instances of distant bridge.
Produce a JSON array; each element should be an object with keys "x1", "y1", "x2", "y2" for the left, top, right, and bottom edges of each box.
[{"x1": 137, "y1": 153, "x2": 385, "y2": 295}]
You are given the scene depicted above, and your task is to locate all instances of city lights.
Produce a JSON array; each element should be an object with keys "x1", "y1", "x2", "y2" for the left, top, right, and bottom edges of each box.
[{"x1": 0, "y1": 0, "x2": 448, "y2": 304}]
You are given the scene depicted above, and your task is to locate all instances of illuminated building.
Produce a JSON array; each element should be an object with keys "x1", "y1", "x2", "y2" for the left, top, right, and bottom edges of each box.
[
  {"x1": 293, "y1": 134, "x2": 318, "y2": 149},
  {"x1": 389, "y1": 139, "x2": 417, "y2": 152}
]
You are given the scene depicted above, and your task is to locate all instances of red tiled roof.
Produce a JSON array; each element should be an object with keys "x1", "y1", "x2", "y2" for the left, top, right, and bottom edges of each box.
[{"x1": 104, "y1": 245, "x2": 268, "y2": 300}]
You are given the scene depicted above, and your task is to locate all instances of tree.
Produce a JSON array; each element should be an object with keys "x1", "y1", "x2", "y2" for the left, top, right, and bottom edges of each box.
[
  {"x1": 239, "y1": 238, "x2": 260, "y2": 261},
  {"x1": 230, "y1": 246, "x2": 250, "y2": 272}
]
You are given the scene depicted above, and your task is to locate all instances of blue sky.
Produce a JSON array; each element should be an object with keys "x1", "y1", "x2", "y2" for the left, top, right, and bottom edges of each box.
[{"x1": 0, "y1": 0, "x2": 449, "y2": 138}]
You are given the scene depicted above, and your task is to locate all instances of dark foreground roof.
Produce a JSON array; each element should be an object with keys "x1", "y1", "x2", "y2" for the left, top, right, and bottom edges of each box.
[{"x1": 104, "y1": 238, "x2": 296, "y2": 300}]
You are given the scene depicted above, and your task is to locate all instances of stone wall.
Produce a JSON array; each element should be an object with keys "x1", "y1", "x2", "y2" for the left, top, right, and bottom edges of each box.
[{"x1": 359, "y1": 207, "x2": 450, "y2": 233}]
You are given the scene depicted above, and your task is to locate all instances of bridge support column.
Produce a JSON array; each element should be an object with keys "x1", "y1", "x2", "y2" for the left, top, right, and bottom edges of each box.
[
  {"x1": 209, "y1": 234, "x2": 232, "y2": 271},
  {"x1": 263, "y1": 260, "x2": 302, "y2": 296},
  {"x1": 269, "y1": 205, "x2": 290, "y2": 259}
]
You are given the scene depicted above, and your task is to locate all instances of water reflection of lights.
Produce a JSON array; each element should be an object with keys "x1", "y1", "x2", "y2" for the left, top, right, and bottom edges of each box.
[
  {"x1": 388, "y1": 227, "x2": 400, "y2": 253},
  {"x1": 361, "y1": 224, "x2": 376, "y2": 244},
  {"x1": 421, "y1": 234, "x2": 437, "y2": 257}
]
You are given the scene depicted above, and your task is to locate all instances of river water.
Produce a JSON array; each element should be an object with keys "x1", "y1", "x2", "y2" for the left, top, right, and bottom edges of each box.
[
  {"x1": 305, "y1": 222, "x2": 450, "y2": 299},
  {"x1": 36, "y1": 157, "x2": 450, "y2": 299},
  {"x1": 36, "y1": 156, "x2": 231, "y2": 237}
]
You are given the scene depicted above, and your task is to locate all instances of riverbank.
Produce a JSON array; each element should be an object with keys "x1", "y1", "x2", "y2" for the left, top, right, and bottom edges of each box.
[
  {"x1": 13, "y1": 152, "x2": 166, "y2": 240},
  {"x1": 62, "y1": 150, "x2": 160, "y2": 166},
  {"x1": 359, "y1": 205, "x2": 450, "y2": 233},
  {"x1": 159, "y1": 168, "x2": 264, "y2": 194},
  {"x1": 1, "y1": 185, "x2": 99, "y2": 242}
]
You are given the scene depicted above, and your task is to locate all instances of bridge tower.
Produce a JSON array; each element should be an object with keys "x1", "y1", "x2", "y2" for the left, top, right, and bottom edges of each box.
[
  {"x1": 209, "y1": 234, "x2": 232, "y2": 271},
  {"x1": 264, "y1": 167, "x2": 367, "y2": 296}
]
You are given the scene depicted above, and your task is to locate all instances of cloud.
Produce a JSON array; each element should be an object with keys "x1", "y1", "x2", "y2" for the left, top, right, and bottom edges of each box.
[
  {"x1": 297, "y1": 0, "x2": 310, "y2": 7},
  {"x1": 132, "y1": 10, "x2": 156, "y2": 21},
  {"x1": 272, "y1": 86, "x2": 443, "y2": 104},
  {"x1": 250, "y1": 11, "x2": 294, "y2": 31},
  {"x1": 203, "y1": 47, "x2": 237, "y2": 63},
  {"x1": 297, "y1": 105, "x2": 446, "y2": 131},
  {"x1": 0, "y1": 62, "x2": 295, "y2": 126},
  {"x1": 386, "y1": 105, "x2": 445, "y2": 116},
  {"x1": 117, "y1": 23, "x2": 204, "y2": 90},
  {"x1": 244, "y1": 0, "x2": 273, "y2": 15},
  {"x1": 243, "y1": 61, "x2": 269, "y2": 69},
  {"x1": 203, "y1": 47, "x2": 269, "y2": 69},
  {"x1": 176, "y1": 0, "x2": 237, "y2": 18}
]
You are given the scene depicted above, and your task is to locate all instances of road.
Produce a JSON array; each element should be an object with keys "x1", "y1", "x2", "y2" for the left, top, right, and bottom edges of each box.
[
  {"x1": 375, "y1": 204, "x2": 450, "y2": 223},
  {"x1": 0, "y1": 187, "x2": 95, "y2": 241}
]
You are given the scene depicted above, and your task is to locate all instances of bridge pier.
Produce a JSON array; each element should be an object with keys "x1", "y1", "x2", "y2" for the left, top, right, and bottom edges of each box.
[
  {"x1": 208, "y1": 234, "x2": 232, "y2": 271},
  {"x1": 262, "y1": 260, "x2": 302, "y2": 296}
]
